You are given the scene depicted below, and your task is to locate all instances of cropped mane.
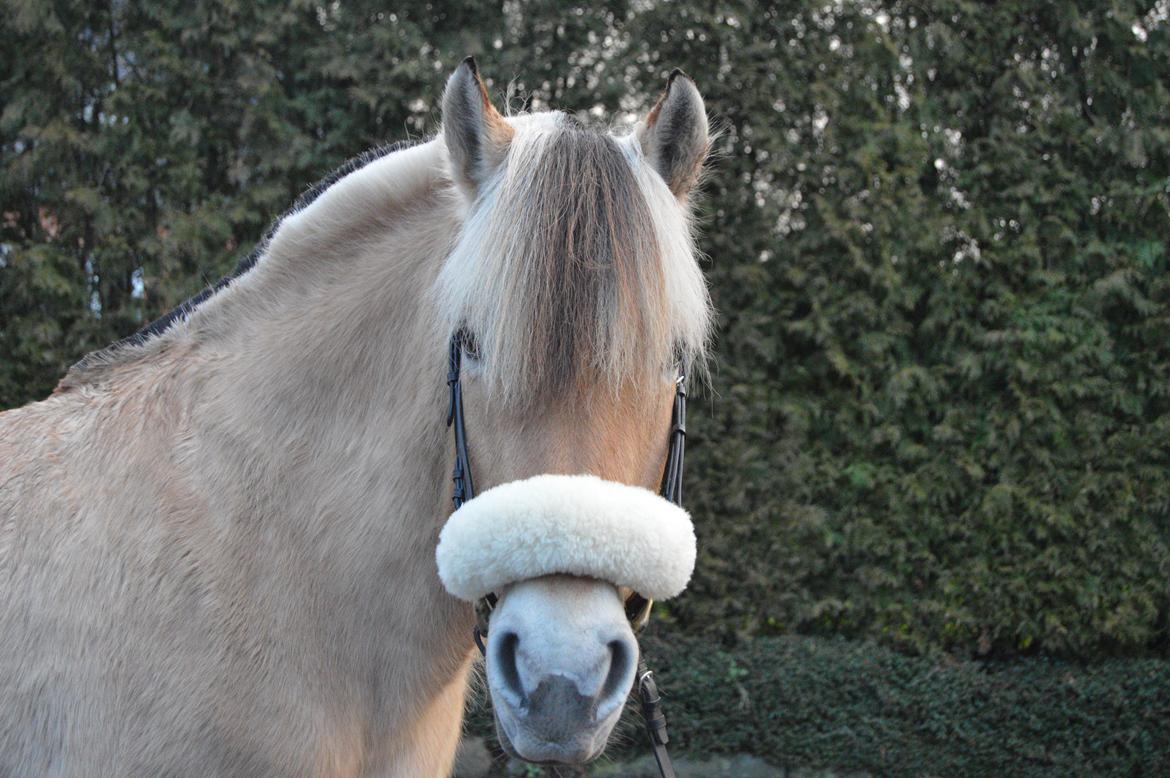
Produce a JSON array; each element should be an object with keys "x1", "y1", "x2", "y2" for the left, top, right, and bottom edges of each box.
[
  {"x1": 437, "y1": 115, "x2": 710, "y2": 402},
  {"x1": 60, "y1": 139, "x2": 419, "y2": 386}
]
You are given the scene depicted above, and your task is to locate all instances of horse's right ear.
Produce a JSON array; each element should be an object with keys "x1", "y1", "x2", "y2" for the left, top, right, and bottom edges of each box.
[{"x1": 442, "y1": 57, "x2": 514, "y2": 197}]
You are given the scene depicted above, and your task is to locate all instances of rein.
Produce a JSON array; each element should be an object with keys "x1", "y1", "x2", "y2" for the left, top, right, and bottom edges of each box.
[{"x1": 446, "y1": 330, "x2": 681, "y2": 778}]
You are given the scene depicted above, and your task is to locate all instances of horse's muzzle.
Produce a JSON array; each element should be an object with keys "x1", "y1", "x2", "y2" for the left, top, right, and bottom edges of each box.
[{"x1": 484, "y1": 576, "x2": 638, "y2": 764}]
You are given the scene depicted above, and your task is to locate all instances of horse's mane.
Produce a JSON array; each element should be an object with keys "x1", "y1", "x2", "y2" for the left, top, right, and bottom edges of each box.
[{"x1": 62, "y1": 139, "x2": 420, "y2": 382}]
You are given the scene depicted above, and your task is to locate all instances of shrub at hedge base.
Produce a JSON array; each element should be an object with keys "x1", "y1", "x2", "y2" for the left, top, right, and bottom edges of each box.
[
  {"x1": 631, "y1": 634, "x2": 1170, "y2": 776},
  {"x1": 4, "y1": 2, "x2": 1169, "y2": 660},
  {"x1": 467, "y1": 633, "x2": 1170, "y2": 776}
]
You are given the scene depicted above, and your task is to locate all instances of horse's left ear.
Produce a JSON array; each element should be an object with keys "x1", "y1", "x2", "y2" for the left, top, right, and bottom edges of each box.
[
  {"x1": 637, "y1": 70, "x2": 710, "y2": 200},
  {"x1": 442, "y1": 57, "x2": 514, "y2": 197}
]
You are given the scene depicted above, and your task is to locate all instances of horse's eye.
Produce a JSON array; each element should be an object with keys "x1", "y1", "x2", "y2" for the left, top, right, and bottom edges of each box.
[
  {"x1": 625, "y1": 591, "x2": 653, "y2": 632},
  {"x1": 665, "y1": 343, "x2": 684, "y2": 377},
  {"x1": 461, "y1": 331, "x2": 482, "y2": 363}
]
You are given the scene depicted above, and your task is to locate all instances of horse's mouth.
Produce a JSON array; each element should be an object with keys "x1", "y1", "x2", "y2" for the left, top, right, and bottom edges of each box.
[{"x1": 492, "y1": 705, "x2": 610, "y2": 766}]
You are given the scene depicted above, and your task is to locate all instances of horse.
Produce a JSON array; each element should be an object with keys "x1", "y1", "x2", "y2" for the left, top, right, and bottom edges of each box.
[{"x1": 0, "y1": 58, "x2": 711, "y2": 776}]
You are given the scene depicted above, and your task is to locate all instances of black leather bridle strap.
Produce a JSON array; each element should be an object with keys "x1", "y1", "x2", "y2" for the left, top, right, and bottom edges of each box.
[
  {"x1": 636, "y1": 374, "x2": 685, "y2": 778},
  {"x1": 637, "y1": 659, "x2": 678, "y2": 778},
  {"x1": 448, "y1": 332, "x2": 497, "y2": 637},
  {"x1": 659, "y1": 374, "x2": 686, "y2": 506},
  {"x1": 636, "y1": 373, "x2": 683, "y2": 778},
  {"x1": 624, "y1": 371, "x2": 686, "y2": 629},
  {"x1": 447, "y1": 334, "x2": 474, "y2": 509}
]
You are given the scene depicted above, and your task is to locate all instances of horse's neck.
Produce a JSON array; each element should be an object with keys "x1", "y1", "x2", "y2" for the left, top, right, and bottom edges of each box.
[{"x1": 171, "y1": 140, "x2": 475, "y2": 739}]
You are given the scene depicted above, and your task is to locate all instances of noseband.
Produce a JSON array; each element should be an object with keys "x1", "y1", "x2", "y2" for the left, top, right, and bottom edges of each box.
[{"x1": 445, "y1": 329, "x2": 682, "y2": 778}]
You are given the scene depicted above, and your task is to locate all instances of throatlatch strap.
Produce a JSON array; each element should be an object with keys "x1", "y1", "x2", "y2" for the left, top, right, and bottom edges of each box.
[{"x1": 637, "y1": 659, "x2": 677, "y2": 778}]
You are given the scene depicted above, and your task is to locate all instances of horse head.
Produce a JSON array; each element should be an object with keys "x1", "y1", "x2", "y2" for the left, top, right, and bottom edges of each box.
[{"x1": 433, "y1": 59, "x2": 711, "y2": 764}]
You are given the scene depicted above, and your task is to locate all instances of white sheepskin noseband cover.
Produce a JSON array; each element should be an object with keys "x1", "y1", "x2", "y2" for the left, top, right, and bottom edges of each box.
[{"x1": 436, "y1": 474, "x2": 696, "y2": 602}]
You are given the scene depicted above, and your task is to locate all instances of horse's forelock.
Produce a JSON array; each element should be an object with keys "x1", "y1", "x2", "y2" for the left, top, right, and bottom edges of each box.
[{"x1": 439, "y1": 118, "x2": 709, "y2": 402}]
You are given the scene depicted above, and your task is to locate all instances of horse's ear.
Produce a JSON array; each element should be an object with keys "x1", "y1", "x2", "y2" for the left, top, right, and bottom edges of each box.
[
  {"x1": 442, "y1": 57, "x2": 513, "y2": 197},
  {"x1": 637, "y1": 70, "x2": 710, "y2": 200}
]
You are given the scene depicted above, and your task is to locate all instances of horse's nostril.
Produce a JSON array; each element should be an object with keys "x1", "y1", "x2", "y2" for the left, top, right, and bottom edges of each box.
[
  {"x1": 492, "y1": 630, "x2": 526, "y2": 708},
  {"x1": 596, "y1": 636, "x2": 637, "y2": 720}
]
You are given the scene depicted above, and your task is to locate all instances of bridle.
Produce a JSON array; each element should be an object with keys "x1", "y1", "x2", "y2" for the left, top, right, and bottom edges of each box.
[{"x1": 446, "y1": 329, "x2": 683, "y2": 778}]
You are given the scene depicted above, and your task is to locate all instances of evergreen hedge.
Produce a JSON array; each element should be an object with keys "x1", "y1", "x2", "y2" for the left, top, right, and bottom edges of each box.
[
  {"x1": 635, "y1": 1, "x2": 1170, "y2": 658},
  {"x1": 3, "y1": 2, "x2": 1169, "y2": 657},
  {"x1": 637, "y1": 633, "x2": 1170, "y2": 776}
]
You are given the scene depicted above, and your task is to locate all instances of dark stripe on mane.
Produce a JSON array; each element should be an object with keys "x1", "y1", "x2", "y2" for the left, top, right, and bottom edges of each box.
[
  {"x1": 69, "y1": 139, "x2": 418, "y2": 374},
  {"x1": 525, "y1": 130, "x2": 653, "y2": 389}
]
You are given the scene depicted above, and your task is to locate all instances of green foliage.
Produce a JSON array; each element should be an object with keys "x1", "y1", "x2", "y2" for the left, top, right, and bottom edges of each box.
[
  {"x1": 646, "y1": 1, "x2": 1170, "y2": 658},
  {"x1": 623, "y1": 633, "x2": 1170, "y2": 776},
  {"x1": 3, "y1": 1, "x2": 1169, "y2": 657}
]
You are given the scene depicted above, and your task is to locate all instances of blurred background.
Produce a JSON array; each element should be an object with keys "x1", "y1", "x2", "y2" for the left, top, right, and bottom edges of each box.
[{"x1": 2, "y1": 1, "x2": 1169, "y2": 775}]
